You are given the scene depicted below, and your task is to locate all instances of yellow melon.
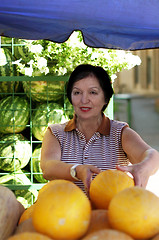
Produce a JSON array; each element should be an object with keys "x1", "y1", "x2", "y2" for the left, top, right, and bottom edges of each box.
[
  {"x1": 108, "y1": 186, "x2": 159, "y2": 239},
  {"x1": 81, "y1": 229, "x2": 134, "y2": 240},
  {"x1": 32, "y1": 179, "x2": 91, "y2": 240},
  {"x1": 18, "y1": 204, "x2": 35, "y2": 225},
  {"x1": 89, "y1": 169, "x2": 134, "y2": 209},
  {"x1": 86, "y1": 209, "x2": 111, "y2": 235},
  {"x1": 7, "y1": 232, "x2": 53, "y2": 240},
  {"x1": 15, "y1": 218, "x2": 36, "y2": 235},
  {"x1": 152, "y1": 233, "x2": 159, "y2": 240}
]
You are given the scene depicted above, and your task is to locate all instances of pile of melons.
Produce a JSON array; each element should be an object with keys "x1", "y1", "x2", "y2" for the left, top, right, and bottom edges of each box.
[{"x1": 4, "y1": 169, "x2": 159, "y2": 240}]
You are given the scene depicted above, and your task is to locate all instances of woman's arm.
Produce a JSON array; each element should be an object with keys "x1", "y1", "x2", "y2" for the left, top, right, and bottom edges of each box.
[
  {"x1": 40, "y1": 128, "x2": 100, "y2": 188},
  {"x1": 40, "y1": 128, "x2": 74, "y2": 181},
  {"x1": 117, "y1": 127, "x2": 159, "y2": 187}
]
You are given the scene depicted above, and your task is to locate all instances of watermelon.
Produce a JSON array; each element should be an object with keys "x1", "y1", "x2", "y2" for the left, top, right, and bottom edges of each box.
[
  {"x1": 0, "y1": 171, "x2": 38, "y2": 208},
  {"x1": 0, "y1": 47, "x2": 20, "y2": 98},
  {"x1": 14, "y1": 42, "x2": 30, "y2": 62},
  {"x1": 32, "y1": 102, "x2": 68, "y2": 141},
  {"x1": 0, "y1": 81, "x2": 20, "y2": 99},
  {"x1": 0, "y1": 95, "x2": 30, "y2": 134},
  {"x1": 64, "y1": 97, "x2": 74, "y2": 119},
  {"x1": 0, "y1": 134, "x2": 31, "y2": 172},
  {"x1": 0, "y1": 47, "x2": 20, "y2": 77},
  {"x1": 22, "y1": 80, "x2": 65, "y2": 102},
  {"x1": 30, "y1": 144, "x2": 48, "y2": 183}
]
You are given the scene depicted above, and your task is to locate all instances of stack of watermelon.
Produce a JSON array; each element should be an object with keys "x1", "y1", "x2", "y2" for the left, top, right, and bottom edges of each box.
[
  {"x1": 0, "y1": 95, "x2": 30, "y2": 134},
  {"x1": 22, "y1": 79, "x2": 65, "y2": 102},
  {"x1": 0, "y1": 171, "x2": 38, "y2": 208},
  {"x1": 30, "y1": 144, "x2": 47, "y2": 183},
  {"x1": 0, "y1": 45, "x2": 73, "y2": 207},
  {"x1": 32, "y1": 102, "x2": 68, "y2": 141}
]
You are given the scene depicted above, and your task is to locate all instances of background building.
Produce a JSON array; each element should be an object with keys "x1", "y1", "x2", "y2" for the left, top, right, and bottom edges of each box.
[{"x1": 114, "y1": 49, "x2": 159, "y2": 96}]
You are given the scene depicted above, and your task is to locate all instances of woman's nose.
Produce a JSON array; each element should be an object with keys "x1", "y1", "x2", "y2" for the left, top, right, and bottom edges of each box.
[{"x1": 81, "y1": 93, "x2": 89, "y2": 103}]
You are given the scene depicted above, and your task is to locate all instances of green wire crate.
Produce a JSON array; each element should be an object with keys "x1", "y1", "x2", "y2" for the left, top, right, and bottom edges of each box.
[{"x1": 0, "y1": 76, "x2": 72, "y2": 207}]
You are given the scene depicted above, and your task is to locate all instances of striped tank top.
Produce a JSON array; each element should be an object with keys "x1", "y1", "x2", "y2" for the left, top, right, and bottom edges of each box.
[{"x1": 48, "y1": 114, "x2": 129, "y2": 192}]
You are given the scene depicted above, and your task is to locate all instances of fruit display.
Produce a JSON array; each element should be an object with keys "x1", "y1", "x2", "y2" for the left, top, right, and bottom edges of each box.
[
  {"x1": 14, "y1": 218, "x2": 37, "y2": 235},
  {"x1": 30, "y1": 144, "x2": 48, "y2": 183},
  {"x1": 86, "y1": 209, "x2": 111, "y2": 235},
  {"x1": 108, "y1": 186, "x2": 159, "y2": 239},
  {"x1": 0, "y1": 134, "x2": 31, "y2": 172},
  {"x1": 18, "y1": 203, "x2": 36, "y2": 225},
  {"x1": 22, "y1": 79, "x2": 65, "y2": 102},
  {"x1": 81, "y1": 229, "x2": 134, "y2": 240},
  {"x1": 3, "y1": 173, "x2": 159, "y2": 240},
  {"x1": 0, "y1": 95, "x2": 30, "y2": 134},
  {"x1": 89, "y1": 169, "x2": 134, "y2": 209},
  {"x1": 64, "y1": 97, "x2": 74, "y2": 119},
  {"x1": 1, "y1": 77, "x2": 158, "y2": 240},
  {"x1": 0, "y1": 78, "x2": 70, "y2": 209},
  {"x1": 1, "y1": 43, "x2": 159, "y2": 240},
  {"x1": 32, "y1": 179, "x2": 91, "y2": 240},
  {"x1": 8, "y1": 232, "x2": 53, "y2": 240},
  {"x1": 0, "y1": 185, "x2": 25, "y2": 240},
  {"x1": 0, "y1": 48, "x2": 20, "y2": 79},
  {"x1": 32, "y1": 102, "x2": 68, "y2": 141},
  {"x1": 0, "y1": 171, "x2": 38, "y2": 208},
  {"x1": 0, "y1": 81, "x2": 20, "y2": 98}
]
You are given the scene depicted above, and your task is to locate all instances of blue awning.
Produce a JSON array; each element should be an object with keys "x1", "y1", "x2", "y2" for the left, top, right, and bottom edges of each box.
[{"x1": 0, "y1": 0, "x2": 159, "y2": 50}]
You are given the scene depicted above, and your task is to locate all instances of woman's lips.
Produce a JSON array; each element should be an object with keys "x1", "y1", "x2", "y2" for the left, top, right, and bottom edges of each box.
[{"x1": 80, "y1": 107, "x2": 91, "y2": 112}]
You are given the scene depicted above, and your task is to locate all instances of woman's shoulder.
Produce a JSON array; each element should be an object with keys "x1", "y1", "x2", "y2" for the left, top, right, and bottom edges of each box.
[
  {"x1": 110, "y1": 119, "x2": 129, "y2": 130},
  {"x1": 48, "y1": 121, "x2": 68, "y2": 133}
]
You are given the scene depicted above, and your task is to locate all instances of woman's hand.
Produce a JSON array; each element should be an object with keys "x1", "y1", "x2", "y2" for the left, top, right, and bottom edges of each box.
[
  {"x1": 117, "y1": 148, "x2": 159, "y2": 188},
  {"x1": 76, "y1": 164, "x2": 101, "y2": 194},
  {"x1": 116, "y1": 163, "x2": 149, "y2": 188}
]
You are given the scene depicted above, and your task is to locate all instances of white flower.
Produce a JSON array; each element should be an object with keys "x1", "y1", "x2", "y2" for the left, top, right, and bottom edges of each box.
[
  {"x1": 28, "y1": 60, "x2": 34, "y2": 65},
  {"x1": 0, "y1": 48, "x2": 7, "y2": 66},
  {"x1": 37, "y1": 57, "x2": 47, "y2": 69},
  {"x1": 48, "y1": 46, "x2": 51, "y2": 52},
  {"x1": 30, "y1": 44, "x2": 43, "y2": 54},
  {"x1": 91, "y1": 52, "x2": 99, "y2": 60},
  {"x1": 68, "y1": 31, "x2": 86, "y2": 49},
  {"x1": 12, "y1": 59, "x2": 22, "y2": 65},
  {"x1": 111, "y1": 74, "x2": 117, "y2": 83},
  {"x1": 25, "y1": 66, "x2": 33, "y2": 76}
]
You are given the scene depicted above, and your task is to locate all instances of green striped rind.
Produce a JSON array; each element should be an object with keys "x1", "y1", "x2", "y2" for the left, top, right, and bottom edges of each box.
[
  {"x1": 32, "y1": 102, "x2": 68, "y2": 140},
  {"x1": 0, "y1": 134, "x2": 31, "y2": 172},
  {"x1": 0, "y1": 81, "x2": 20, "y2": 98},
  {"x1": 0, "y1": 95, "x2": 30, "y2": 133},
  {"x1": 30, "y1": 144, "x2": 48, "y2": 183},
  {"x1": 0, "y1": 170, "x2": 31, "y2": 185},
  {"x1": 0, "y1": 48, "x2": 13, "y2": 76},
  {"x1": 16, "y1": 189, "x2": 38, "y2": 208},
  {"x1": 0, "y1": 48, "x2": 20, "y2": 77},
  {"x1": 14, "y1": 44, "x2": 30, "y2": 61},
  {"x1": 64, "y1": 97, "x2": 74, "y2": 119},
  {"x1": 0, "y1": 171, "x2": 38, "y2": 208},
  {"x1": 22, "y1": 80, "x2": 65, "y2": 102}
]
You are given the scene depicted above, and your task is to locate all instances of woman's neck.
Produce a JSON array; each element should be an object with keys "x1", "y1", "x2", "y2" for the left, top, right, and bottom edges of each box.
[{"x1": 76, "y1": 114, "x2": 103, "y2": 141}]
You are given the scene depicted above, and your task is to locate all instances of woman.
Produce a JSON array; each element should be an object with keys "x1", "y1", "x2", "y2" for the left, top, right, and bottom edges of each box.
[{"x1": 40, "y1": 64, "x2": 159, "y2": 193}]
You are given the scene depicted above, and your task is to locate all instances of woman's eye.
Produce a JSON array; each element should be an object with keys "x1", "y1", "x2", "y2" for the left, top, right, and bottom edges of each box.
[
  {"x1": 73, "y1": 91, "x2": 80, "y2": 95},
  {"x1": 90, "y1": 91, "x2": 97, "y2": 95}
]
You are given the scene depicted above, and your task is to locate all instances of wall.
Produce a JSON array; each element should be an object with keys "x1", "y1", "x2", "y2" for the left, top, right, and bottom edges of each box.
[{"x1": 114, "y1": 49, "x2": 159, "y2": 96}]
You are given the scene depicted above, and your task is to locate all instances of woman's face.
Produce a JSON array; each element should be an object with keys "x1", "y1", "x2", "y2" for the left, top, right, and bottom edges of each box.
[{"x1": 71, "y1": 75, "x2": 106, "y2": 120}]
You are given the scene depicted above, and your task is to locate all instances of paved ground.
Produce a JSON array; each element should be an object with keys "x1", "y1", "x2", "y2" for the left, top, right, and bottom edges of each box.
[{"x1": 114, "y1": 95, "x2": 159, "y2": 196}]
